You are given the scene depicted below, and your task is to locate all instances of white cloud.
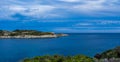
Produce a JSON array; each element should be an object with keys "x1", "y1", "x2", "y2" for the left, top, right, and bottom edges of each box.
[
  {"x1": 0, "y1": 0, "x2": 120, "y2": 20},
  {"x1": 59, "y1": 0, "x2": 80, "y2": 2},
  {"x1": 73, "y1": 20, "x2": 120, "y2": 27},
  {"x1": 70, "y1": 0, "x2": 120, "y2": 16},
  {"x1": 0, "y1": 4, "x2": 57, "y2": 19},
  {"x1": 99, "y1": 21, "x2": 120, "y2": 25},
  {"x1": 53, "y1": 27, "x2": 120, "y2": 33},
  {"x1": 18, "y1": 5, "x2": 56, "y2": 17},
  {"x1": 75, "y1": 23, "x2": 92, "y2": 26},
  {"x1": 53, "y1": 28, "x2": 80, "y2": 33}
]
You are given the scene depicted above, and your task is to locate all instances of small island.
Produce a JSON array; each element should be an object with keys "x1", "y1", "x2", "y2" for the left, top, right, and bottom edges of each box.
[{"x1": 0, "y1": 30, "x2": 68, "y2": 38}]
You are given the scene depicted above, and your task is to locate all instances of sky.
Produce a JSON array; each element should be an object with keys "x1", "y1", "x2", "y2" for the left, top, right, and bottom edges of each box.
[{"x1": 0, "y1": 0, "x2": 120, "y2": 33}]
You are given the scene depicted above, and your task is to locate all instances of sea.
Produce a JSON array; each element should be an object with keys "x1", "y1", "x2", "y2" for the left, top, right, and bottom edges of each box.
[{"x1": 0, "y1": 33, "x2": 120, "y2": 62}]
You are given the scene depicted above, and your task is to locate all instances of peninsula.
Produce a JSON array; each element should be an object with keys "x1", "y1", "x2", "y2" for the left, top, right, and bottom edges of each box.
[{"x1": 0, "y1": 30, "x2": 68, "y2": 38}]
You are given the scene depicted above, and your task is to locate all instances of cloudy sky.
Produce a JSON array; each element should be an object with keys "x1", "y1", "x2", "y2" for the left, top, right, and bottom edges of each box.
[{"x1": 0, "y1": 0, "x2": 120, "y2": 33}]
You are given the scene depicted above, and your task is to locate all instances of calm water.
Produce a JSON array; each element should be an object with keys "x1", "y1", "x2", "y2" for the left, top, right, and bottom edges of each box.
[{"x1": 0, "y1": 33, "x2": 120, "y2": 62}]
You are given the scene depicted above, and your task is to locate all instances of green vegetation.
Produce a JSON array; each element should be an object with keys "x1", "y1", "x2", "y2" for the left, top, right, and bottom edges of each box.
[
  {"x1": 0, "y1": 30, "x2": 4, "y2": 36},
  {"x1": 23, "y1": 55, "x2": 94, "y2": 62},
  {"x1": 23, "y1": 46, "x2": 120, "y2": 62},
  {"x1": 0, "y1": 30, "x2": 54, "y2": 36},
  {"x1": 0, "y1": 30, "x2": 10, "y2": 36}
]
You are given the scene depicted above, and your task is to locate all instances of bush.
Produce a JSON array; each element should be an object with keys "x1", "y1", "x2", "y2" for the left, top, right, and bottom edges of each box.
[{"x1": 23, "y1": 55, "x2": 94, "y2": 62}]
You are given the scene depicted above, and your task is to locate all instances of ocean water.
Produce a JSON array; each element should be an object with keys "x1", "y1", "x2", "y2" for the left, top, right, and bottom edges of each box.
[{"x1": 0, "y1": 33, "x2": 120, "y2": 62}]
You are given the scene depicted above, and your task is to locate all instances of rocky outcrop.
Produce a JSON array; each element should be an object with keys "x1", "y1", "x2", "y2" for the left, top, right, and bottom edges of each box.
[
  {"x1": 56, "y1": 34, "x2": 68, "y2": 37},
  {"x1": 94, "y1": 46, "x2": 120, "y2": 62}
]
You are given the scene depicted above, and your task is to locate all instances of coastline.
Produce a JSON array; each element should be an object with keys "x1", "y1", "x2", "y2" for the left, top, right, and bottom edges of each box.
[
  {"x1": 0, "y1": 35, "x2": 57, "y2": 38},
  {"x1": 0, "y1": 34, "x2": 68, "y2": 38}
]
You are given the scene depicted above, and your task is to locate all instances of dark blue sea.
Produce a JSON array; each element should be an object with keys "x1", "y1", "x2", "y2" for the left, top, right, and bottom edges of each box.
[{"x1": 0, "y1": 33, "x2": 120, "y2": 62}]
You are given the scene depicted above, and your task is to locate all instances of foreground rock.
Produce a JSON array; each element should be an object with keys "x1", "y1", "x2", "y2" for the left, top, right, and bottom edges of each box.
[{"x1": 94, "y1": 46, "x2": 120, "y2": 62}]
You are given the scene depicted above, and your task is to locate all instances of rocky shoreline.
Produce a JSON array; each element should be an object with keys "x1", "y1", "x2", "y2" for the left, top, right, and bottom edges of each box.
[
  {"x1": 0, "y1": 34, "x2": 68, "y2": 38},
  {"x1": 0, "y1": 35, "x2": 57, "y2": 38}
]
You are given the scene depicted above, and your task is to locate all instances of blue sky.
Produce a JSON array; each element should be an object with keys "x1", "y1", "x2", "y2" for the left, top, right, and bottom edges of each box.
[{"x1": 0, "y1": 0, "x2": 120, "y2": 33}]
